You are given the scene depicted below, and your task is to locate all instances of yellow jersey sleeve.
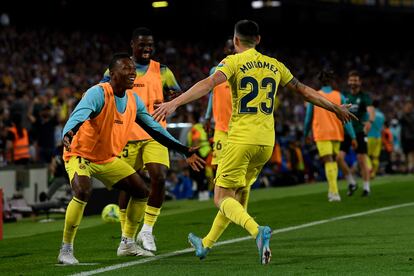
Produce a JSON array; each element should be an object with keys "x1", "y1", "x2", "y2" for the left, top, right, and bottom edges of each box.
[
  {"x1": 275, "y1": 60, "x2": 294, "y2": 87},
  {"x1": 216, "y1": 55, "x2": 237, "y2": 80}
]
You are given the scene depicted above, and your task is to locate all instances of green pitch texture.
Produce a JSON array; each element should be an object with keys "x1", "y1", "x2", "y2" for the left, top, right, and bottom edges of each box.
[{"x1": 1, "y1": 175, "x2": 414, "y2": 275}]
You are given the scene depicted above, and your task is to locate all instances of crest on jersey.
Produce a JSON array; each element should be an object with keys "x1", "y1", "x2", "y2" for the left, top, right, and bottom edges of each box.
[{"x1": 217, "y1": 60, "x2": 226, "y2": 67}]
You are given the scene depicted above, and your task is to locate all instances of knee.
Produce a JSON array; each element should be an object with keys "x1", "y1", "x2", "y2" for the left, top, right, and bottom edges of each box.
[
  {"x1": 139, "y1": 186, "x2": 150, "y2": 198},
  {"x1": 151, "y1": 174, "x2": 166, "y2": 189},
  {"x1": 213, "y1": 194, "x2": 222, "y2": 208},
  {"x1": 74, "y1": 188, "x2": 92, "y2": 202}
]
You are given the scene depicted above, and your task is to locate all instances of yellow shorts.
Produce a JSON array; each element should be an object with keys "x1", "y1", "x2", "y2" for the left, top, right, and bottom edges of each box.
[
  {"x1": 65, "y1": 156, "x2": 136, "y2": 189},
  {"x1": 316, "y1": 141, "x2": 340, "y2": 157},
  {"x1": 212, "y1": 130, "x2": 228, "y2": 165},
  {"x1": 368, "y1": 137, "x2": 381, "y2": 158},
  {"x1": 215, "y1": 143, "x2": 272, "y2": 189},
  {"x1": 119, "y1": 139, "x2": 170, "y2": 171}
]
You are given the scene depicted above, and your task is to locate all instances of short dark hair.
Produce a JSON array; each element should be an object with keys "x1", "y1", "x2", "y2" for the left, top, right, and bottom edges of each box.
[
  {"x1": 348, "y1": 70, "x2": 360, "y2": 78},
  {"x1": 131, "y1": 27, "x2": 153, "y2": 40},
  {"x1": 109, "y1": 53, "x2": 131, "y2": 71},
  {"x1": 234, "y1": 20, "x2": 259, "y2": 47},
  {"x1": 235, "y1": 20, "x2": 260, "y2": 37},
  {"x1": 317, "y1": 70, "x2": 336, "y2": 86}
]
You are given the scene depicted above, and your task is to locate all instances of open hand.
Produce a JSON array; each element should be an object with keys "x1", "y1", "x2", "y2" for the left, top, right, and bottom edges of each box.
[
  {"x1": 335, "y1": 104, "x2": 358, "y2": 123},
  {"x1": 186, "y1": 146, "x2": 206, "y2": 172},
  {"x1": 152, "y1": 101, "x2": 177, "y2": 122},
  {"x1": 63, "y1": 130, "x2": 74, "y2": 151}
]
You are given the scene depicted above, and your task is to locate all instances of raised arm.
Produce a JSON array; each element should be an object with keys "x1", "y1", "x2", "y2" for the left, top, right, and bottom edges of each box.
[
  {"x1": 286, "y1": 77, "x2": 358, "y2": 123},
  {"x1": 152, "y1": 71, "x2": 227, "y2": 122}
]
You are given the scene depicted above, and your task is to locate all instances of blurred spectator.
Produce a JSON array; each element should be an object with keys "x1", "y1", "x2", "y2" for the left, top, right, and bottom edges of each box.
[
  {"x1": 6, "y1": 113, "x2": 30, "y2": 165},
  {"x1": 32, "y1": 103, "x2": 58, "y2": 163},
  {"x1": 400, "y1": 101, "x2": 414, "y2": 173},
  {"x1": 186, "y1": 112, "x2": 211, "y2": 201},
  {"x1": 169, "y1": 169, "x2": 194, "y2": 200},
  {"x1": 381, "y1": 121, "x2": 394, "y2": 174},
  {"x1": 390, "y1": 119, "x2": 404, "y2": 173}
]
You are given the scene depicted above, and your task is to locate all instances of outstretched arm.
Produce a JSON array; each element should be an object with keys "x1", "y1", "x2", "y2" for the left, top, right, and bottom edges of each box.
[
  {"x1": 152, "y1": 71, "x2": 227, "y2": 122},
  {"x1": 134, "y1": 95, "x2": 205, "y2": 171},
  {"x1": 286, "y1": 77, "x2": 358, "y2": 123}
]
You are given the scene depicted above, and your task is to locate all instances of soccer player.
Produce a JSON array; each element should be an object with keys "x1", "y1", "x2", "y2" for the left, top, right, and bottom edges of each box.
[
  {"x1": 205, "y1": 38, "x2": 234, "y2": 171},
  {"x1": 304, "y1": 70, "x2": 357, "y2": 202},
  {"x1": 153, "y1": 20, "x2": 356, "y2": 264},
  {"x1": 58, "y1": 54, "x2": 204, "y2": 265},
  {"x1": 101, "y1": 27, "x2": 182, "y2": 252},
  {"x1": 337, "y1": 70, "x2": 375, "y2": 197},
  {"x1": 367, "y1": 100, "x2": 385, "y2": 178}
]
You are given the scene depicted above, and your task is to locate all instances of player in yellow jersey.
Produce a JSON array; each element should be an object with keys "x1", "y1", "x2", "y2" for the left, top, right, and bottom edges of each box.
[{"x1": 153, "y1": 20, "x2": 356, "y2": 264}]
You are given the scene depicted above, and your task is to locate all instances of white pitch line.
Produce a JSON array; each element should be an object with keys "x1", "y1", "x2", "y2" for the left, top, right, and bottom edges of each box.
[{"x1": 71, "y1": 202, "x2": 414, "y2": 276}]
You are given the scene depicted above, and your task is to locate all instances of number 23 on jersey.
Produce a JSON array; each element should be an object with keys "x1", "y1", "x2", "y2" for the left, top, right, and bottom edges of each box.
[{"x1": 239, "y1": 76, "x2": 276, "y2": 115}]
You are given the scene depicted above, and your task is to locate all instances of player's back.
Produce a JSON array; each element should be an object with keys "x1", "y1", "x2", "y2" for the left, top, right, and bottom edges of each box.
[{"x1": 217, "y1": 48, "x2": 293, "y2": 146}]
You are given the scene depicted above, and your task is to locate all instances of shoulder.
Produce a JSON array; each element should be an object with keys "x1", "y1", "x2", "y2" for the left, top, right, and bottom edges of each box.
[
  {"x1": 160, "y1": 63, "x2": 176, "y2": 75},
  {"x1": 159, "y1": 63, "x2": 168, "y2": 71},
  {"x1": 86, "y1": 85, "x2": 104, "y2": 96}
]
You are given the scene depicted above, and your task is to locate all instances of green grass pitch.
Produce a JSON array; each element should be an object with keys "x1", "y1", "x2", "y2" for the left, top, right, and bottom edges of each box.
[{"x1": 1, "y1": 175, "x2": 414, "y2": 275}]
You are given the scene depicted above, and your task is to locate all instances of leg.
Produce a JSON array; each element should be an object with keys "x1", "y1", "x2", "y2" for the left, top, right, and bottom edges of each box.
[
  {"x1": 116, "y1": 142, "x2": 141, "y2": 236},
  {"x1": 317, "y1": 141, "x2": 340, "y2": 201},
  {"x1": 59, "y1": 156, "x2": 93, "y2": 265},
  {"x1": 337, "y1": 151, "x2": 357, "y2": 196},
  {"x1": 137, "y1": 140, "x2": 171, "y2": 251},
  {"x1": 113, "y1": 172, "x2": 154, "y2": 257},
  {"x1": 137, "y1": 163, "x2": 167, "y2": 252},
  {"x1": 370, "y1": 138, "x2": 382, "y2": 178},
  {"x1": 199, "y1": 185, "x2": 251, "y2": 251},
  {"x1": 356, "y1": 133, "x2": 370, "y2": 196},
  {"x1": 214, "y1": 145, "x2": 272, "y2": 264},
  {"x1": 118, "y1": 190, "x2": 130, "y2": 234},
  {"x1": 113, "y1": 172, "x2": 149, "y2": 238},
  {"x1": 357, "y1": 153, "x2": 371, "y2": 195},
  {"x1": 321, "y1": 154, "x2": 340, "y2": 201}
]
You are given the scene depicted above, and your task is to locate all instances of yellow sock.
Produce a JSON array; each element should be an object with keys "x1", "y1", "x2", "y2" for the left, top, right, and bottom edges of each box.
[
  {"x1": 119, "y1": 209, "x2": 126, "y2": 233},
  {"x1": 63, "y1": 197, "x2": 87, "y2": 244},
  {"x1": 325, "y1": 162, "x2": 338, "y2": 194},
  {"x1": 219, "y1": 197, "x2": 259, "y2": 238},
  {"x1": 143, "y1": 205, "x2": 161, "y2": 227},
  {"x1": 202, "y1": 211, "x2": 231, "y2": 248},
  {"x1": 123, "y1": 197, "x2": 147, "y2": 239},
  {"x1": 202, "y1": 187, "x2": 251, "y2": 248}
]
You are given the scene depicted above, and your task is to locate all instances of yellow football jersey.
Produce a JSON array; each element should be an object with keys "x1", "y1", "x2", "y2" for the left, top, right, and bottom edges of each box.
[{"x1": 216, "y1": 48, "x2": 293, "y2": 146}]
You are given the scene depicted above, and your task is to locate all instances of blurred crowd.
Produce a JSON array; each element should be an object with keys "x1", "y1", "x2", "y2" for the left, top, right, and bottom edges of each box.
[{"x1": 1, "y1": 26, "x2": 414, "y2": 198}]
